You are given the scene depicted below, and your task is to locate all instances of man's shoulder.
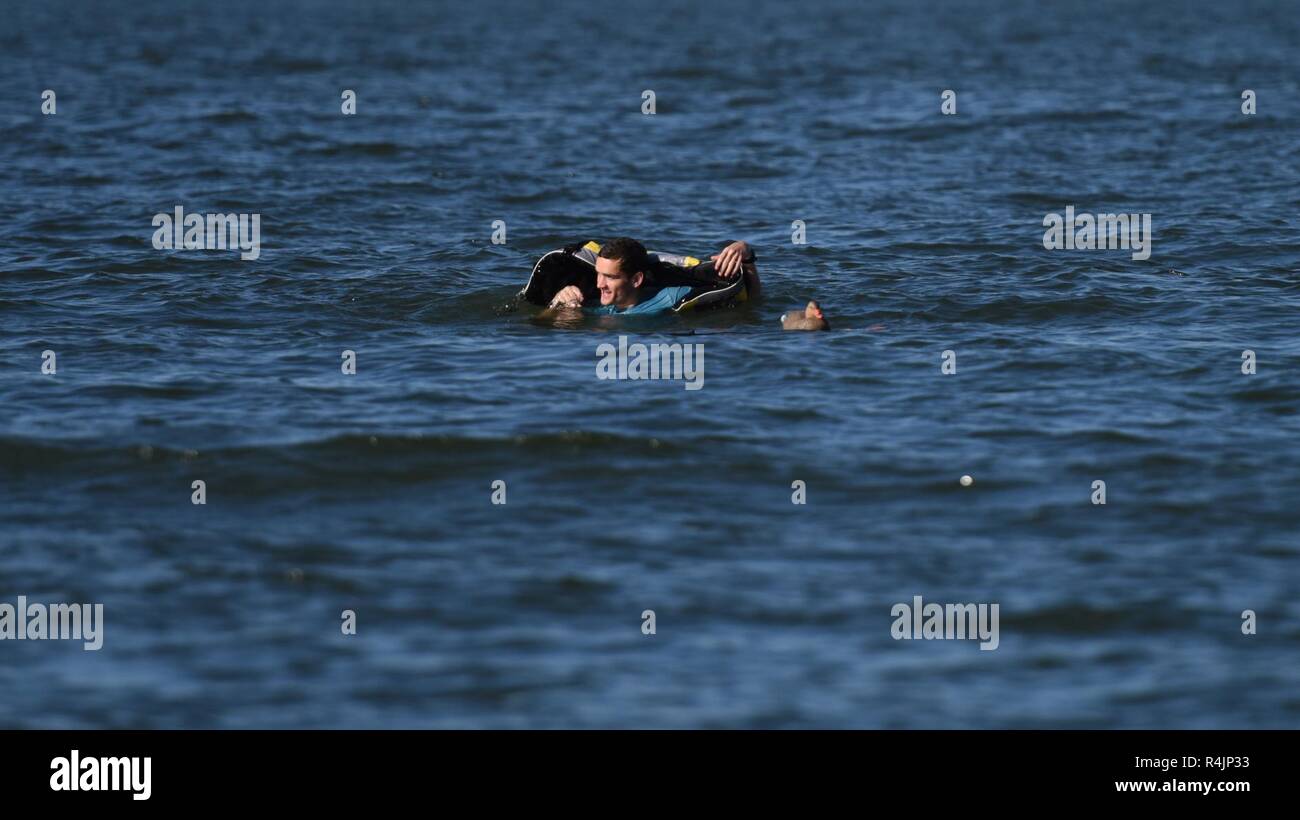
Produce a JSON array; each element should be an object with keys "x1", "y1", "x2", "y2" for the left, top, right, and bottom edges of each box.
[{"x1": 635, "y1": 285, "x2": 693, "y2": 313}]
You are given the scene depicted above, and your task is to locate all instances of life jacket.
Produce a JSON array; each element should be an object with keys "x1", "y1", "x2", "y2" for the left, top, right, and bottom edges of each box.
[{"x1": 519, "y1": 240, "x2": 748, "y2": 313}]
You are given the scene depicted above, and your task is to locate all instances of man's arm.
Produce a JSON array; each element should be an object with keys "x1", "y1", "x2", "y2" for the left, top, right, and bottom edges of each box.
[{"x1": 711, "y1": 240, "x2": 760, "y2": 299}]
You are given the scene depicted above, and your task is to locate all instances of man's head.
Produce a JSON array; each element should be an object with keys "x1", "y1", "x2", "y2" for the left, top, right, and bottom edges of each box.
[{"x1": 595, "y1": 237, "x2": 650, "y2": 307}]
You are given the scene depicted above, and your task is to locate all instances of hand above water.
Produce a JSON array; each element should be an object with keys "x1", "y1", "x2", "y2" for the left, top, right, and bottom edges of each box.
[
  {"x1": 710, "y1": 241, "x2": 753, "y2": 280},
  {"x1": 549, "y1": 285, "x2": 584, "y2": 308}
]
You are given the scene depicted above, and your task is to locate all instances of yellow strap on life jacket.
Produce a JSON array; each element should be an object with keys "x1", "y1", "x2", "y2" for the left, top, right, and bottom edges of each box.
[{"x1": 583, "y1": 241, "x2": 601, "y2": 253}]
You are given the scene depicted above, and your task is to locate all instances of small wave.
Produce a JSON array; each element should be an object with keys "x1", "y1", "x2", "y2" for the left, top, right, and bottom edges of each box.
[
  {"x1": 1230, "y1": 386, "x2": 1300, "y2": 411},
  {"x1": 196, "y1": 110, "x2": 259, "y2": 124},
  {"x1": 309, "y1": 141, "x2": 405, "y2": 158},
  {"x1": 76, "y1": 382, "x2": 221, "y2": 401},
  {"x1": 247, "y1": 53, "x2": 331, "y2": 73},
  {"x1": 0, "y1": 431, "x2": 710, "y2": 474},
  {"x1": 914, "y1": 293, "x2": 1145, "y2": 323},
  {"x1": 1000, "y1": 602, "x2": 1188, "y2": 634},
  {"x1": 1056, "y1": 428, "x2": 1157, "y2": 445}
]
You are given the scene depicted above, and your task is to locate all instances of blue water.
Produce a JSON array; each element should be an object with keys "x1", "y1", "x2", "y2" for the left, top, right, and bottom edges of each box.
[{"x1": 2, "y1": 0, "x2": 1298, "y2": 728}]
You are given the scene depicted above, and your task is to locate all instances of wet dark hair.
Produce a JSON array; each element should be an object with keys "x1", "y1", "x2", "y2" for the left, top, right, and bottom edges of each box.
[{"x1": 598, "y1": 237, "x2": 649, "y2": 276}]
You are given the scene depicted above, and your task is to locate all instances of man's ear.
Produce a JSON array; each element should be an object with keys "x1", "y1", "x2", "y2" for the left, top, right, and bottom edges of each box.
[{"x1": 632, "y1": 271, "x2": 645, "y2": 288}]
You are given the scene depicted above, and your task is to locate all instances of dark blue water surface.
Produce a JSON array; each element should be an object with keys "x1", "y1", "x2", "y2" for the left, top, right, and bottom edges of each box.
[{"x1": 2, "y1": 0, "x2": 1299, "y2": 727}]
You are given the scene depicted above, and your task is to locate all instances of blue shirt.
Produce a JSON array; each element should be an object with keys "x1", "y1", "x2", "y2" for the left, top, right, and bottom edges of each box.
[{"x1": 584, "y1": 285, "x2": 694, "y2": 316}]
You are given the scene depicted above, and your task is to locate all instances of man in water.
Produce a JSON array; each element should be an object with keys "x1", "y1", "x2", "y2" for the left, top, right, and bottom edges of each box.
[{"x1": 548, "y1": 237, "x2": 759, "y2": 314}]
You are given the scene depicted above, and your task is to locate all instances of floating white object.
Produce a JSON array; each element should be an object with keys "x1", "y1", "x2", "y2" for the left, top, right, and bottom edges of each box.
[{"x1": 960, "y1": 475, "x2": 973, "y2": 487}]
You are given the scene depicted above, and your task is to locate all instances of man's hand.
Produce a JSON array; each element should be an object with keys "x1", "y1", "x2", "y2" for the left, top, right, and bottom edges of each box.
[
  {"x1": 549, "y1": 285, "x2": 585, "y2": 308},
  {"x1": 710, "y1": 241, "x2": 752, "y2": 280}
]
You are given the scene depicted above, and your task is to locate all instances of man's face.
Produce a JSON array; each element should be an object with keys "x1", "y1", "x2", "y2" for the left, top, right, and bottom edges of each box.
[{"x1": 595, "y1": 257, "x2": 643, "y2": 307}]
